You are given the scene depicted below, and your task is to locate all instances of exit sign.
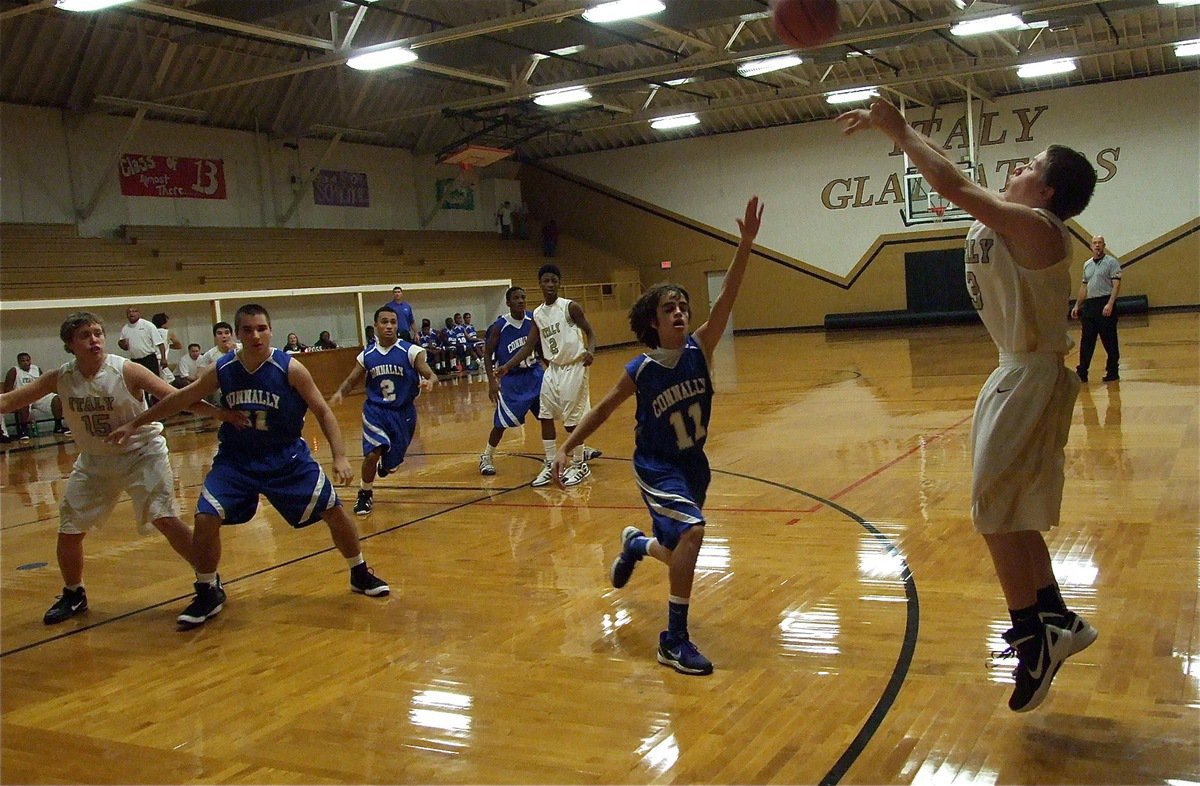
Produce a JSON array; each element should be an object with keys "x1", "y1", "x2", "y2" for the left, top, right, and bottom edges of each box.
[{"x1": 660, "y1": 260, "x2": 672, "y2": 269}]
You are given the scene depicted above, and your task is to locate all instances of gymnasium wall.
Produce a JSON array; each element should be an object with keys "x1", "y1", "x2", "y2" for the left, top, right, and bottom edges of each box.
[
  {"x1": 528, "y1": 71, "x2": 1200, "y2": 329},
  {"x1": 0, "y1": 103, "x2": 519, "y2": 236}
]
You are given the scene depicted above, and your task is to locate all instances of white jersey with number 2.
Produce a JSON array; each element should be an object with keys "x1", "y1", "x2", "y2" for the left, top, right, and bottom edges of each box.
[{"x1": 533, "y1": 297, "x2": 586, "y2": 367}]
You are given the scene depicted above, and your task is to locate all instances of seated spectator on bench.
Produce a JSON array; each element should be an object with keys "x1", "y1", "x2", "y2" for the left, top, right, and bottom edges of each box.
[
  {"x1": 283, "y1": 333, "x2": 309, "y2": 354},
  {"x1": 440, "y1": 318, "x2": 467, "y2": 374},
  {"x1": 462, "y1": 312, "x2": 486, "y2": 371},
  {"x1": 313, "y1": 331, "x2": 339, "y2": 351},
  {"x1": 175, "y1": 343, "x2": 203, "y2": 388},
  {"x1": 417, "y1": 319, "x2": 447, "y2": 374},
  {"x1": 4, "y1": 352, "x2": 69, "y2": 437}
]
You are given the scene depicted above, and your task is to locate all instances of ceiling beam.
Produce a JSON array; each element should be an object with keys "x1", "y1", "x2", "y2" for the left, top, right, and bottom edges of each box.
[
  {"x1": 356, "y1": 0, "x2": 1117, "y2": 127},
  {"x1": 124, "y1": 1, "x2": 336, "y2": 51}
]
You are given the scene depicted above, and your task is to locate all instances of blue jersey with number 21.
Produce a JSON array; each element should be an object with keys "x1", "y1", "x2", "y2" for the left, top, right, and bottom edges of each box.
[
  {"x1": 625, "y1": 336, "x2": 712, "y2": 461},
  {"x1": 216, "y1": 348, "x2": 307, "y2": 456}
]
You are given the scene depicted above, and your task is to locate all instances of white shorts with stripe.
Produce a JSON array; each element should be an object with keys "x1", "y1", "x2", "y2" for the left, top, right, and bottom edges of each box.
[
  {"x1": 970, "y1": 352, "x2": 1079, "y2": 534},
  {"x1": 539, "y1": 362, "x2": 590, "y2": 428},
  {"x1": 59, "y1": 440, "x2": 178, "y2": 535}
]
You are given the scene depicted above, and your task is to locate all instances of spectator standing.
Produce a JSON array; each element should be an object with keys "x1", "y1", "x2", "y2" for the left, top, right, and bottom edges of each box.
[
  {"x1": 382, "y1": 286, "x2": 417, "y2": 342},
  {"x1": 542, "y1": 219, "x2": 559, "y2": 257},
  {"x1": 496, "y1": 201, "x2": 513, "y2": 239},
  {"x1": 118, "y1": 306, "x2": 166, "y2": 379},
  {"x1": 1071, "y1": 235, "x2": 1122, "y2": 382}
]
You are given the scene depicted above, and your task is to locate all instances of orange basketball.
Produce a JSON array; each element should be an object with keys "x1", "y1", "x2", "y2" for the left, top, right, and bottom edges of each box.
[{"x1": 771, "y1": 0, "x2": 841, "y2": 49}]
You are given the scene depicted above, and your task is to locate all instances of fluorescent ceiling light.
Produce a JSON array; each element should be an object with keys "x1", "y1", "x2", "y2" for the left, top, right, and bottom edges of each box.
[
  {"x1": 1016, "y1": 58, "x2": 1077, "y2": 78},
  {"x1": 825, "y1": 88, "x2": 879, "y2": 105},
  {"x1": 663, "y1": 76, "x2": 697, "y2": 86},
  {"x1": 533, "y1": 87, "x2": 593, "y2": 106},
  {"x1": 582, "y1": 0, "x2": 665, "y2": 24},
  {"x1": 950, "y1": 13, "x2": 1024, "y2": 36},
  {"x1": 346, "y1": 46, "x2": 418, "y2": 71},
  {"x1": 737, "y1": 54, "x2": 803, "y2": 77},
  {"x1": 56, "y1": 0, "x2": 134, "y2": 10},
  {"x1": 650, "y1": 113, "x2": 700, "y2": 130},
  {"x1": 1175, "y1": 39, "x2": 1200, "y2": 56}
]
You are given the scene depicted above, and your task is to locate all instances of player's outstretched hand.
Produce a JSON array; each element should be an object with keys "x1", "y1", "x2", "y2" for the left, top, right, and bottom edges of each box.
[
  {"x1": 736, "y1": 195, "x2": 764, "y2": 243},
  {"x1": 328, "y1": 391, "x2": 344, "y2": 407},
  {"x1": 331, "y1": 456, "x2": 353, "y2": 486},
  {"x1": 837, "y1": 98, "x2": 906, "y2": 139},
  {"x1": 835, "y1": 108, "x2": 871, "y2": 135},
  {"x1": 105, "y1": 424, "x2": 135, "y2": 447},
  {"x1": 550, "y1": 450, "x2": 570, "y2": 489},
  {"x1": 419, "y1": 376, "x2": 436, "y2": 393},
  {"x1": 219, "y1": 409, "x2": 251, "y2": 429}
]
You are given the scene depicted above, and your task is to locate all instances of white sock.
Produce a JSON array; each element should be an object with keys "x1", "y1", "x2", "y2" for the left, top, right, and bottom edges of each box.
[
  {"x1": 196, "y1": 572, "x2": 217, "y2": 586},
  {"x1": 346, "y1": 554, "x2": 365, "y2": 569},
  {"x1": 360, "y1": 481, "x2": 373, "y2": 491},
  {"x1": 483, "y1": 444, "x2": 496, "y2": 459},
  {"x1": 572, "y1": 445, "x2": 584, "y2": 465},
  {"x1": 65, "y1": 583, "x2": 83, "y2": 592},
  {"x1": 542, "y1": 439, "x2": 556, "y2": 462}
]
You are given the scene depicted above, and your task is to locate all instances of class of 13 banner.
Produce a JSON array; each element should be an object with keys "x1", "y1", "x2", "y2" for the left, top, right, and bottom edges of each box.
[{"x1": 118, "y1": 153, "x2": 227, "y2": 199}]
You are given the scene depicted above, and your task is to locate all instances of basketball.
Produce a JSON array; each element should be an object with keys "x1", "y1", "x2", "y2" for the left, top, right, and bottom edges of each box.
[{"x1": 771, "y1": 0, "x2": 840, "y2": 49}]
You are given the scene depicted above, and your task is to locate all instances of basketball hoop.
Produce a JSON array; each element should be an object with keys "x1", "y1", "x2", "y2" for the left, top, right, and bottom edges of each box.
[{"x1": 930, "y1": 205, "x2": 947, "y2": 221}]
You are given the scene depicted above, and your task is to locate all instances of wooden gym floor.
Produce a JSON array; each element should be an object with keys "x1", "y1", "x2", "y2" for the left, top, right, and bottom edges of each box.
[{"x1": 1, "y1": 312, "x2": 1196, "y2": 784}]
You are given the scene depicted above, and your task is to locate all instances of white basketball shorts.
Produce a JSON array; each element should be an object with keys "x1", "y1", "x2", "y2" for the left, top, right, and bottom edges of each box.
[
  {"x1": 539, "y1": 362, "x2": 591, "y2": 428},
  {"x1": 58, "y1": 442, "x2": 178, "y2": 535},
  {"x1": 970, "y1": 353, "x2": 1079, "y2": 534}
]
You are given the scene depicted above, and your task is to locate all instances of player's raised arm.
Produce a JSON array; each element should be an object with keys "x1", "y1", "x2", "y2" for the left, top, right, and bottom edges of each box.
[
  {"x1": 694, "y1": 196, "x2": 763, "y2": 359},
  {"x1": 329, "y1": 363, "x2": 367, "y2": 408},
  {"x1": 121, "y1": 357, "x2": 237, "y2": 425},
  {"x1": 483, "y1": 324, "x2": 502, "y2": 402},
  {"x1": 837, "y1": 99, "x2": 1061, "y2": 265},
  {"x1": 552, "y1": 372, "x2": 636, "y2": 485},
  {"x1": 288, "y1": 358, "x2": 352, "y2": 485},
  {"x1": 497, "y1": 321, "x2": 540, "y2": 377},
  {"x1": 106, "y1": 365, "x2": 227, "y2": 445},
  {"x1": 414, "y1": 349, "x2": 437, "y2": 393}
]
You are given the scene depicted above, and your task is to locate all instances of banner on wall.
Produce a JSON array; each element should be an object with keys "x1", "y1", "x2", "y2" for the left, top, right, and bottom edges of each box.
[
  {"x1": 118, "y1": 153, "x2": 227, "y2": 199},
  {"x1": 436, "y1": 177, "x2": 475, "y2": 210},
  {"x1": 313, "y1": 169, "x2": 370, "y2": 207}
]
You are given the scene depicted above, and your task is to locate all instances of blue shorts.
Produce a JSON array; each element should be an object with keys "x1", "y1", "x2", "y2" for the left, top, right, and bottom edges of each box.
[
  {"x1": 197, "y1": 440, "x2": 338, "y2": 528},
  {"x1": 632, "y1": 451, "x2": 710, "y2": 550},
  {"x1": 363, "y1": 400, "x2": 416, "y2": 477},
  {"x1": 494, "y1": 368, "x2": 543, "y2": 429}
]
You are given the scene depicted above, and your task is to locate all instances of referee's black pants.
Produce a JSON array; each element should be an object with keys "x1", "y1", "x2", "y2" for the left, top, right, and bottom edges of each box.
[
  {"x1": 1076, "y1": 296, "x2": 1119, "y2": 380},
  {"x1": 130, "y1": 354, "x2": 161, "y2": 404}
]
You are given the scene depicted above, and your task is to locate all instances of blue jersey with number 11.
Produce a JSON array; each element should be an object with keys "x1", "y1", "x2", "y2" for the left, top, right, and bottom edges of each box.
[
  {"x1": 625, "y1": 336, "x2": 712, "y2": 460},
  {"x1": 216, "y1": 348, "x2": 306, "y2": 454}
]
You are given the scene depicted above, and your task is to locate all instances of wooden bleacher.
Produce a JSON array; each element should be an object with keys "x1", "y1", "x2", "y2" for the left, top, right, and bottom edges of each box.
[{"x1": 1, "y1": 224, "x2": 587, "y2": 298}]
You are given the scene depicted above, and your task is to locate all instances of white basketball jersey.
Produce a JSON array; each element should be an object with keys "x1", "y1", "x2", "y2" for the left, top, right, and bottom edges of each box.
[
  {"x1": 57, "y1": 355, "x2": 165, "y2": 456},
  {"x1": 533, "y1": 297, "x2": 585, "y2": 366},
  {"x1": 12, "y1": 365, "x2": 41, "y2": 388},
  {"x1": 965, "y1": 209, "x2": 1073, "y2": 356}
]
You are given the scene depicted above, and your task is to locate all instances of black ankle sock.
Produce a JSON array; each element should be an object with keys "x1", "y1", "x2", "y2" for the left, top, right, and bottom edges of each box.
[
  {"x1": 1009, "y1": 603, "x2": 1040, "y2": 632},
  {"x1": 1036, "y1": 584, "x2": 1068, "y2": 616}
]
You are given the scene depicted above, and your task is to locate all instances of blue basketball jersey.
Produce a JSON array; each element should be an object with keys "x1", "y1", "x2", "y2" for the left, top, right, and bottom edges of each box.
[
  {"x1": 625, "y1": 336, "x2": 712, "y2": 460},
  {"x1": 491, "y1": 312, "x2": 538, "y2": 370},
  {"x1": 359, "y1": 340, "x2": 423, "y2": 408},
  {"x1": 418, "y1": 328, "x2": 440, "y2": 351},
  {"x1": 383, "y1": 301, "x2": 415, "y2": 337},
  {"x1": 216, "y1": 348, "x2": 307, "y2": 454}
]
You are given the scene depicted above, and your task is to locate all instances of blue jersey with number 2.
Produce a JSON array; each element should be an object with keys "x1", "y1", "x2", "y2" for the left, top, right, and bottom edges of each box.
[{"x1": 624, "y1": 336, "x2": 712, "y2": 461}]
